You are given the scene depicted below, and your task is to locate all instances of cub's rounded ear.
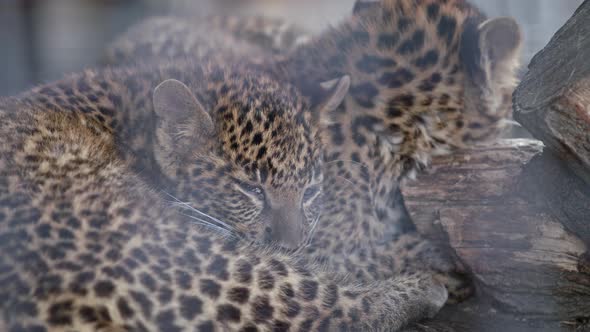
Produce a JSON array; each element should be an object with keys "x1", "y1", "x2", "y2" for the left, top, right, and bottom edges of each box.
[
  {"x1": 353, "y1": 0, "x2": 381, "y2": 16},
  {"x1": 479, "y1": 17, "x2": 522, "y2": 67},
  {"x1": 460, "y1": 16, "x2": 522, "y2": 85},
  {"x1": 153, "y1": 79, "x2": 214, "y2": 140},
  {"x1": 319, "y1": 75, "x2": 351, "y2": 113}
]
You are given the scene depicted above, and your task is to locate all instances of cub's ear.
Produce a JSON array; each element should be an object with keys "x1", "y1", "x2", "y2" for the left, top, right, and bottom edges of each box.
[
  {"x1": 318, "y1": 75, "x2": 351, "y2": 113},
  {"x1": 353, "y1": 0, "x2": 381, "y2": 16},
  {"x1": 461, "y1": 17, "x2": 522, "y2": 85},
  {"x1": 153, "y1": 79, "x2": 214, "y2": 154},
  {"x1": 479, "y1": 17, "x2": 522, "y2": 69}
]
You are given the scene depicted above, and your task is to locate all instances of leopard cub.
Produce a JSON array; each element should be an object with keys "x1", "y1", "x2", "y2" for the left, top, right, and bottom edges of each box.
[{"x1": 22, "y1": 61, "x2": 350, "y2": 249}]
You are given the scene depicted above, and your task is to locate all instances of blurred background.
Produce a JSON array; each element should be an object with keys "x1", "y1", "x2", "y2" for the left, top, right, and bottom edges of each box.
[{"x1": 0, "y1": 0, "x2": 584, "y2": 96}]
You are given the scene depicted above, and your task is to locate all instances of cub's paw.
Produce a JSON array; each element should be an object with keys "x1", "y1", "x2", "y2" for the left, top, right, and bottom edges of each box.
[
  {"x1": 411, "y1": 273, "x2": 449, "y2": 319},
  {"x1": 393, "y1": 236, "x2": 474, "y2": 304},
  {"x1": 433, "y1": 270, "x2": 474, "y2": 304},
  {"x1": 392, "y1": 272, "x2": 448, "y2": 319}
]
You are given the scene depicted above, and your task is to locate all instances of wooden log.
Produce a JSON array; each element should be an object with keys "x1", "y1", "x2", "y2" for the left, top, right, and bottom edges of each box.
[
  {"x1": 402, "y1": 139, "x2": 590, "y2": 331},
  {"x1": 513, "y1": 0, "x2": 590, "y2": 185},
  {"x1": 513, "y1": 0, "x2": 590, "y2": 246},
  {"x1": 401, "y1": 2, "x2": 590, "y2": 328}
]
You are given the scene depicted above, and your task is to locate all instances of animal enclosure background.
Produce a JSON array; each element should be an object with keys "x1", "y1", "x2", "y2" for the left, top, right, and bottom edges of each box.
[{"x1": 0, "y1": 0, "x2": 583, "y2": 96}]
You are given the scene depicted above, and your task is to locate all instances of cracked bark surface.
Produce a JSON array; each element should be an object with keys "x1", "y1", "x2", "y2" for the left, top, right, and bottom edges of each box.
[{"x1": 402, "y1": 140, "x2": 590, "y2": 331}]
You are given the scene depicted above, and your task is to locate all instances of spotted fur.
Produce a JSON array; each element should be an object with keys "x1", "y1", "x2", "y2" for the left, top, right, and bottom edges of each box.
[
  {"x1": 103, "y1": 16, "x2": 309, "y2": 67},
  {"x1": 270, "y1": 0, "x2": 522, "y2": 237},
  {"x1": 0, "y1": 62, "x2": 448, "y2": 330},
  {"x1": 19, "y1": 61, "x2": 332, "y2": 249},
  {"x1": 103, "y1": 0, "x2": 521, "y2": 300},
  {"x1": 268, "y1": 0, "x2": 521, "y2": 298}
]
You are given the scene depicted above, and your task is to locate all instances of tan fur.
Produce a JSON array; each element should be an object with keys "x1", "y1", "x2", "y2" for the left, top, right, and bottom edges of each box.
[
  {"x1": 0, "y1": 60, "x2": 449, "y2": 330},
  {"x1": 101, "y1": 0, "x2": 524, "y2": 302}
]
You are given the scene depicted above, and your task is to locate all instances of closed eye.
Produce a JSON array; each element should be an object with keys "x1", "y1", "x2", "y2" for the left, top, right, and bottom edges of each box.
[
  {"x1": 237, "y1": 182, "x2": 266, "y2": 201},
  {"x1": 302, "y1": 184, "x2": 321, "y2": 203}
]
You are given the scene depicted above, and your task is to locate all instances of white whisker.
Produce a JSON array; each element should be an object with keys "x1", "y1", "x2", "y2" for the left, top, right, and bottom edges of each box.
[
  {"x1": 335, "y1": 175, "x2": 356, "y2": 188},
  {"x1": 171, "y1": 202, "x2": 235, "y2": 231},
  {"x1": 163, "y1": 191, "x2": 234, "y2": 230},
  {"x1": 180, "y1": 213, "x2": 236, "y2": 238},
  {"x1": 296, "y1": 213, "x2": 322, "y2": 254}
]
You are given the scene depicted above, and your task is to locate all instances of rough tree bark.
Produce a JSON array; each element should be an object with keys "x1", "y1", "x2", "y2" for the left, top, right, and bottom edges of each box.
[
  {"x1": 403, "y1": 140, "x2": 590, "y2": 332},
  {"x1": 400, "y1": 1, "x2": 590, "y2": 330}
]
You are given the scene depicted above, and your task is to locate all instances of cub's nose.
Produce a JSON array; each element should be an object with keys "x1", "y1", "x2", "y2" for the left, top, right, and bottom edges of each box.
[{"x1": 266, "y1": 207, "x2": 304, "y2": 250}]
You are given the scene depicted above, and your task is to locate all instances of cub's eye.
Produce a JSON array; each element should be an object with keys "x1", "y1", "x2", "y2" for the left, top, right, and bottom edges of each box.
[
  {"x1": 302, "y1": 184, "x2": 321, "y2": 203},
  {"x1": 238, "y1": 183, "x2": 265, "y2": 199}
]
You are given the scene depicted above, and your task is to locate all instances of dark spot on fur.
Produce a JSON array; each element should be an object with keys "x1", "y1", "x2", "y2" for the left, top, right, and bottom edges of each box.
[
  {"x1": 398, "y1": 17, "x2": 411, "y2": 32},
  {"x1": 258, "y1": 269, "x2": 275, "y2": 290},
  {"x1": 270, "y1": 259, "x2": 289, "y2": 277},
  {"x1": 387, "y1": 106, "x2": 403, "y2": 118},
  {"x1": 438, "y1": 15, "x2": 457, "y2": 45},
  {"x1": 117, "y1": 297, "x2": 134, "y2": 319},
  {"x1": 318, "y1": 317, "x2": 332, "y2": 332},
  {"x1": 377, "y1": 33, "x2": 399, "y2": 50},
  {"x1": 418, "y1": 73, "x2": 442, "y2": 92},
  {"x1": 217, "y1": 304, "x2": 242, "y2": 322},
  {"x1": 175, "y1": 270, "x2": 192, "y2": 290},
  {"x1": 228, "y1": 287, "x2": 250, "y2": 304},
  {"x1": 272, "y1": 320, "x2": 291, "y2": 332},
  {"x1": 35, "y1": 224, "x2": 51, "y2": 238},
  {"x1": 79, "y1": 306, "x2": 98, "y2": 323},
  {"x1": 200, "y1": 279, "x2": 221, "y2": 299},
  {"x1": 252, "y1": 133, "x2": 263, "y2": 145},
  {"x1": 284, "y1": 300, "x2": 300, "y2": 318},
  {"x1": 197, "y1": 321, "x2": 214, "y2": 332},
  {"x1": 130, "y1": 290, "x2": 153, "y2": 318},
  {"x1": 352, "y1": 30, "x2": 370, "y2": 45},
  {"x1": 378, "y1": 69, "x2": 415, "y2": 88},
  {"x1": 391, "y1": 94, "x2": 415, "y2": 108},
  {"x1": 427, "y1": 3, "x2": 440, "y2": 21},
  {"x1": 323, "y1": 283, "x2": 339, "y2": 309},
  {"x1": 414, "y1": 49, "x2": 439, "y2": 69},
  {"x1": 350, "y1": 82, "x2": 379, "y2": 108},
  {"x1": 155, "y1": 309, "x2": 181, "y2": 332},
  {"x1": 13, "y1": 300, "x2": 38, "y2": 317},
  {"x1": 256, "y1": 146, "x2": 267, "y2": 160},
  {"x1": 235, "y1": 260, "x2": 253, "y2": 284},
  {"x1": 398, "y1": 29, "x2": 425, "y2": 54},
  {"x1": 241, "y1": 120, "x2": 254, "y2": 137},
  {"x1": 240, "y1": 325, "x2": 259, "y2": 332},
  {"x1": 139, "y1": 272, "x2": 157, "y2": 292},
  {"x1": 93, "y1": 280, "x2": 115, "y2": 297},
  {"x1": 206, "y1": 255, "x2": 229, "y2": 281},
  {"x1": 178, "y1": 295, "x2": 202, "y2": 320},
  {"x1": 252, "y1": 295, "x2": 274, "y2": 322},
  {"x1": 158, "y1": 287, "x2": 173, "y2": 305},
  {"x1": 47, "y1": 300, "x2": 73, "y2": 325},
  {"x1": 300, "y1": 279, "x2": 319, "y2": 301},
  {"x1": 353, "y1": 0, "x2": 379, "y2": 15}
]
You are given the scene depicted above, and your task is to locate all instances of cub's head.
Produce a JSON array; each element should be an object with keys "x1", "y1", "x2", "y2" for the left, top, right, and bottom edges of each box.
[
  {"x1": 349, "y1": 0, "x2": 522, "y2": 150},
  {"x1": 152, "y1": 71, "x2": 349, "y2": 249}
]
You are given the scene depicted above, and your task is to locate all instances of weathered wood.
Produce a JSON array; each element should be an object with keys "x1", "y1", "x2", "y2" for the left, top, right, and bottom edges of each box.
[
  {"x1": 514, "y1": 0, "x2": 590, "y2": 185},
  {"x1": 401, "y1": 2, "x2": 590, "y2": 326},
  {"x1": 402, "y1": 139, "x2": 590, "y2": 331}
]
